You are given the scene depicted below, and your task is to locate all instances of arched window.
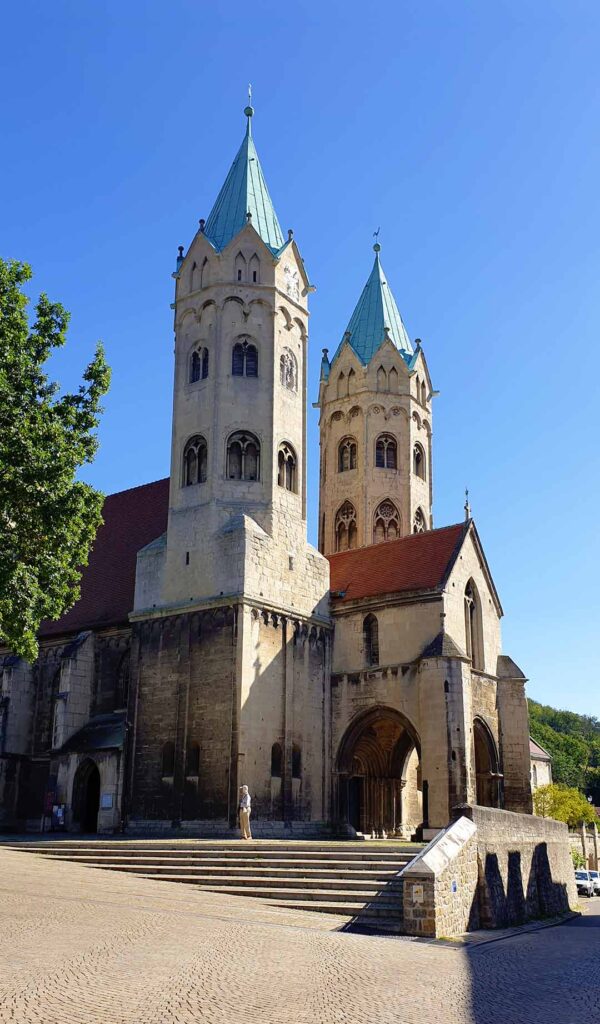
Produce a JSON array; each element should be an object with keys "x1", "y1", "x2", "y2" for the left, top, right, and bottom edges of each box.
[
  {"x1": 421, "y1": 382, "x2": 427, "y2": 405},
  {"x1": 191, "y1": 261, "x2": 201, "y2": 292},
  {"x1": 473, "y1": 718, "x2": 501, "y2": 807},
  {"x1": 186, "y1": 741, "x2": 200, "y2": 777},
  {"x1": 413, "y1": 507, "x2": 426, "y2": 533},
  {"x1": 415, "y1": 374, "x2": 420, "y2": 398},
  {"x1": 292, "y1": 744, "x2": 302, "y2": 779},
  {"x1": 413, "y1": 442, "x2": 426, "y2": 479},
  {"x1": 335, "y1": 501, "x2": 357, "y2": 551},
  {"x1": 271, "y1": 742, "x2": 282, "y2": 778},
  {"x1": 464, "y1": 579, "x2": 484, "y2": 670},
  {"x1": 200, "y1": 257, "x2": 209, "y2": 289},
  {"x1": 338, "y1": 437, "x2": 357, "y2": 473},
  {"x1": 280, "y1": 348, "x2": 297, "y2": 392},
  {"x1": 227, "y1": 431, "x2": 260, "y2": 481},
  {"x1": 190, "y1": 347, "x2": 209, "y2": 383},
  {"x1": 183, "y1": 435, "x2": 208, "y2": 486},
  {"x1": 363, "y1": 614, "x2": 379, "y2": 667},
  {"x1": 162, "y1": 742, "x2": 175, "y2": 777},
  {"x1": 377, "y1": 366, "x2": 387, "y2": 392},
  {"x1": 337, "y1": 372, "x2": 347, "y2": 399},
  {"x1": 375, "y1": 434, "x2": 397, "y2": 469},
  {"x1": 388, "y1": 367, "x2": 398, "y2": 394},
  {"x1": 232, "y1": 339, "x2": 258, "y2": 377},
  {"x1": 373, "y1": 499, "x2": 400, "y2": 543},
  {"x1": 249, "y1": 253, "x2": 260, "y2": 284},
  {"x1": 235, "y1": 251, "x2": 246, "y2": 282},
  {"x1": 348, "y1": 368, "x2": 356, "y2": 394},
  {"x1": 277, "y1": 442, "x2": 297, "y2": 492}
]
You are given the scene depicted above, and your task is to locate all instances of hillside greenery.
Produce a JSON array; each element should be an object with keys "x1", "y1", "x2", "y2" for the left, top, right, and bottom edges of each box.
[{"x1": 528, "y1": 698, "x2": 600, "y2": 803}]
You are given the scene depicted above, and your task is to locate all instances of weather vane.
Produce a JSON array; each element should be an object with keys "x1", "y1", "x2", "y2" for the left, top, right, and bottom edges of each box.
[
  {"x1": 248, "y1": 83, "x2": 252, "y2": 104},
  {"x1": 373, "y1": 227, "x2": 381, "y2": 252}
]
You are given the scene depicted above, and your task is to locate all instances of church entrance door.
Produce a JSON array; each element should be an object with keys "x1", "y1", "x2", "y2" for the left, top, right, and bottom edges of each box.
[
  {"x1": 72, "y1": 759, "x2": 101, "y2": 833},
  {"x1": 335, "y1": 707, "x2": 422, "y2": 837}
]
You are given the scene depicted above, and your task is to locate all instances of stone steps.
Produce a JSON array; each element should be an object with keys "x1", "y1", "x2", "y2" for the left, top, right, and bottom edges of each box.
[{"x1": 6, "y1": 838, "x2": 421, "y2": 930}]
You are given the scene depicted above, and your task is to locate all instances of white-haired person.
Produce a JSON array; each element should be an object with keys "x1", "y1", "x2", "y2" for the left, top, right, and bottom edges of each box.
[{"x1": 238, "y1": 785, "x2": 252, "y2": 840}]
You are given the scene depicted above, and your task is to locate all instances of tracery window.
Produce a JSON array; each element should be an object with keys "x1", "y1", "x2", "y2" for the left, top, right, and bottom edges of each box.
[
  {"x1": 277, "y1": 442, "x2": 297, "y2": 492},
  {"x1": 232, "y1": 339, "x2": 258, "y2": 377},
  {"x1": 413, "y1": 508, "x2": 426, "y2": 533},
  {"x1": 183, "y1": 435, "x2": 208, "y2": 486},
  {"x1": 338, "y1": 437, "x2": 357, "y2": 473},
  {"x1": 413, "y1": 442, "x2": 426, "y2": 479},
  {"x1": 190, "y1": 347, "x2": 209, "y2": 383},
  {"x1": 280, "y1": 348, "x2": 298, "y2": 392},
  {"x1": 335, "y1": 501, "x2": 357, "y2": 551},
  {"x1": 227, "y1": 431, "x2": 260, "y2": 481},
  {"x1": 375, "y1": 434, "x2": 397, "y2": 469},
  {"x1": 464, "y1": 579, "x2": 484, "y2": 670},
  {"x1": 363, "y1": 614, "x2": 379, "y2": 667},
  {"x1": 373, "y1": 499, "x2": 400, "y2": 543}
]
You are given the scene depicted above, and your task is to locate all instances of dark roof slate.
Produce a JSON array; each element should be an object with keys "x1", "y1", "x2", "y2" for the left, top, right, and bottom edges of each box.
[
  {"x1": 420, "y1": 631, "x2": 465, "y2": 660},
  {"x1": 60, "y1": 711, "x2": 126, "y2": 753}
]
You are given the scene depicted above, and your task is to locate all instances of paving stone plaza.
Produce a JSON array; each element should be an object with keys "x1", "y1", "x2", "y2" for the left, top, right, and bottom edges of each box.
[{"x1": 1, "y1": 845, "x2": 598, "y2": 1024}]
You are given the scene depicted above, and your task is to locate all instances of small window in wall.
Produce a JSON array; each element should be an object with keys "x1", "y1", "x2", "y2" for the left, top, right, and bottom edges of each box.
[
  {"x1": 375, "y1": 434, "x2": 397, "y2": 469},
  {"x1": 338, "y1": 437, "x2": 357, "y2": 472},
  {"x1": 348, "y1": 368, "x2": 356, "y2": 394},
  {"x1": 162, "y1": 742, "x2": 175, "y2": 777},
  {"x1": 413, "y1": 507, "x2": 426, "y2": 533},
  {"x1": 337, "y1": 372, "x2": 347, "y2": 399},
  {"x1": 363, "y1": 614, "x2": 379, "y2": 667},
  {"x1": 227, "y1": 431, "x2": 260, "y2": 481},
  {"x1": 421, "y1": 382, "x2": 427, "y2": 405},
  {"x1": 235, "y1": 252, "x2": 246, "y2": 282},
  {"x1": 335, "y1": 500, "x2": 357, "y2": 551},
  {"x1": 186, "y1": 741, "x2": 200, "y2": 777},
  {"x1": 413, "y1": 442, "x2": 426, "y2": 479},
  {"x1": 373, "y1": 499, "x2": 400, "y2": 543},
  {"x1": 271, "y1": 742, "x2": 282, "y2": 778},
  {"x1": 277, "y1": 442, "x2": 297, "y2": 492},
  {"x1": 232, "y1": 339, "x2": 258, "y2": 377},
  {"x1": 183, "y1": 435, "x2": 208, "y2": 486},
  {"x1": 190, "y1": 347, "x2": 209, "y2": 383},
  {"x1": 249, "y1": 253, "x2": 260, "y2": 284},
  {"x1": 292, "y1": 744, "x2": 302, "y2": 779}
]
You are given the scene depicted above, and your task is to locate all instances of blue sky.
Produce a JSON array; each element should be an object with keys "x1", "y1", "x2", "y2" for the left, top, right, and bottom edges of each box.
[{"x1": 2, "y1": 1, "x2": 599, "y2": 715}]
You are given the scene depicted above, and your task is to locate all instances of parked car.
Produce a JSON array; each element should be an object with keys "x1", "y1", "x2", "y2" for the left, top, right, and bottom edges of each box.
[
  {"x1": 575, "y1": 870, "x2": 595, "y2": 897},
  {"x1": 588, "y1": 870, "x2": 600, "y2": 895}
]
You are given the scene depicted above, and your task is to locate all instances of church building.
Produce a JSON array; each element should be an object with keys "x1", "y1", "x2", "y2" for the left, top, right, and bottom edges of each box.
[{"x1": 0, "y1": 105, "x2": 533, "y2": 838}]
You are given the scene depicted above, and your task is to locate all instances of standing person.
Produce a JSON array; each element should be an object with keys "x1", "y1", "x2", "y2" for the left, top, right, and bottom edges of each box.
[{"x1": 238, "y1": 785, "x2": 252, "y2": 840}]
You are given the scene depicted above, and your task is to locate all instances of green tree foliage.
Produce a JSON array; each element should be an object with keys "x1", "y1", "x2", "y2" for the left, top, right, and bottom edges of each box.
[
  {"x1": 529, "y1": 699, "x2": 600, "y2": 801},
  {"x1": 0, "y1": 259, "x2": 110, "y2": 661},
  {"x1": 533, "y1": 783, "x2": 597, "y2": 828}
]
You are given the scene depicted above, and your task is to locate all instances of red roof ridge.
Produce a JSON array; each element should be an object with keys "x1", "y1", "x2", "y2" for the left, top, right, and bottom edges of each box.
[{"x1": 102, "y1": 476, "x2": 170, "y2": 501}]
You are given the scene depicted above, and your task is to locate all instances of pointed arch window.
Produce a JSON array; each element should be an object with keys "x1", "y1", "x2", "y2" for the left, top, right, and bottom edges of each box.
[
  {"x1": 335, "y1": 501, "x2": 357, "y2": 551},
  {"x1": 183, "y1": 435, "x2": 208, "y2": 486},
  {"x1": 413, "y1": 442, "x2": 426, "y2": 479},
  {"x1": 421, "y1": 382, "x2": 427, "y2": 405},
  {"x1": 377, "y1": 366, "x2": 387, "y2": 392},
  {"x1": 363, "y1": 614, "x2": 379, "y2": 667},
  {"x1": 413, "y1": 507, "x2": 426, "y2": 533},
  {"x1": 375, "y1": 434, "x2": 397, "y2": 469},
  {"x1": 280, "y1": 348, "x2": 298, "y2": 392},
  {"x1": 249, "y1": 253, "x2": 260, "y2": 284},
  {"x1": 464, "y1": 579, "x2": 484, "y2": 670},
  {"x1": 338, "y1": 437, "x2": 357, "y2": 473},
  {"x1": 373, "y1": 499, "x2": 400, "y2": 543},
  {"x1": 277, "y1": 442, "x2": 297, "y2": 492},
  {"x1": 200, "y1": 257, "x2": 209, "y2": 289},
  {"x1": 337, "y1": 372, "x2": 347, "y2": 399},
  {"x1": 227, "y1": 431, "x2": 260, "y2": 481},
  {"x1": 388, "y1": 367, "x2": 399, "y2": 393},
  {"x1": 232, "y1": 339, "x2": 258, "y2": 377},
  {"x1": 235, "y1": 252, "x2": 246, "y2": 282},
  {"x1": 190, "y1": 346, "x2": 209, "y2": 383},
  {"x1": 348, "y1": 368, "x2": 356, "y2": 394}
]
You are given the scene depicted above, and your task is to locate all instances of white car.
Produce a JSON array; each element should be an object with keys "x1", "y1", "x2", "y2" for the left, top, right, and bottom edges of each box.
[
  {"x1": 575, "y1": 870, "x2": 595, "y2": 897},
  {"x1": 588, "y1": 870, "x2": 600, "y2": 895}
]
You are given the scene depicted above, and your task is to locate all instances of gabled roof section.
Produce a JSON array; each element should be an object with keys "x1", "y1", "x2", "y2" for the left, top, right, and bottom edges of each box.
[
  {"x1": 203, "y1": 107, "x2": 284, "y2": 255},
  {"x1": 328, "y1": 522, "x2": 468, "y2": 604},
  {"x1": 40, "y1": 478, "x2": 169, "y2": 638},
  {"x1": 420, "y1": 630, "x2": 466, "y2": 660},
  {"x1": 331, "y1": 245, "x2": 413, "y2": 367},
  {"x1": 530, "y1": 737, "x2": 552, "y2": 761}
]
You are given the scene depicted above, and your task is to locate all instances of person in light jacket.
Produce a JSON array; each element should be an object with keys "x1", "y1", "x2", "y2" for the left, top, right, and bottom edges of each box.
[{"x1": 239, "y1": 785, "x2": 252, "y2": 840}]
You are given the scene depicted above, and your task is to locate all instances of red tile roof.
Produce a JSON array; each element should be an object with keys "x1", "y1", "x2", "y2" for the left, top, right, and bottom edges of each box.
[
  {"x1": 327, "y1": 522, "x2": 468, "y2": 604},
  {"x1": 40, "y1": 478, "x2": 169, "y2": 638}
]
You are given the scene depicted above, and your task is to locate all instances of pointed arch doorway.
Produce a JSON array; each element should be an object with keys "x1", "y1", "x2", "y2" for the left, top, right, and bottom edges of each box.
[
  {"x1": 335, "y1": 707, "x2": 422, "y2": 837},
  {"x1": 72, "y1": 759, "x2": 101, "y2": 833}
]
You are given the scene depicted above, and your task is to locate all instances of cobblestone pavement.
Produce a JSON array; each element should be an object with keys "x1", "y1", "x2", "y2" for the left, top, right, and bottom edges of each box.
[{"x1": 0, "y1": 847, "x2": 598, "y2": 1024}]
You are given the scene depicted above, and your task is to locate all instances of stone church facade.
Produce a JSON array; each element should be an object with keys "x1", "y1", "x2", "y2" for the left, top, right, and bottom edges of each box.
[{"x1": 0, "y1": 105, "x2": 533, "y2": 837}]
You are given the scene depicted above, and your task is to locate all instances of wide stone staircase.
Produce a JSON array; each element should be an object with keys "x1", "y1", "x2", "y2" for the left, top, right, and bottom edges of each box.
[{"x1": 5, "y1": 838, "x2": 424, "y2": 930}]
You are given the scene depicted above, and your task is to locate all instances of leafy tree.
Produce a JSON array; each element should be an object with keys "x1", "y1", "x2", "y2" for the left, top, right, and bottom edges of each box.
[
  {"x1": 529, "y1": 698, "x2": 600, "y2": 799},
  {"x1": 533, "y1": 783, "x2": 597, "y2": 828},
  {"x1": 0, "y1": 259, "x2": 110, "y2": 661}
]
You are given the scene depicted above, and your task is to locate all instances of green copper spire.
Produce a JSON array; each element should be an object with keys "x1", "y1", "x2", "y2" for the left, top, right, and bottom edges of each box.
[
  {"x1": 332, "y1": 244, "x2": 413, "y2": 366},
  {"x1": 203, "y1": 103, "x2": 285, "y2": 254}
]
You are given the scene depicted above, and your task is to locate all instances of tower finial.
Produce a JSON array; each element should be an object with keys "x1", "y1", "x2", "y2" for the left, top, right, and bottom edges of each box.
[
  {"x1": 373, "y1": 226, "x2": 381, "y2": 253},
  {"x1": 244, "y1": 83, "x2": 254, "y2": 128},
  {"x1": 464, "y1": 488, "x2": 471, "y2": 521}
]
